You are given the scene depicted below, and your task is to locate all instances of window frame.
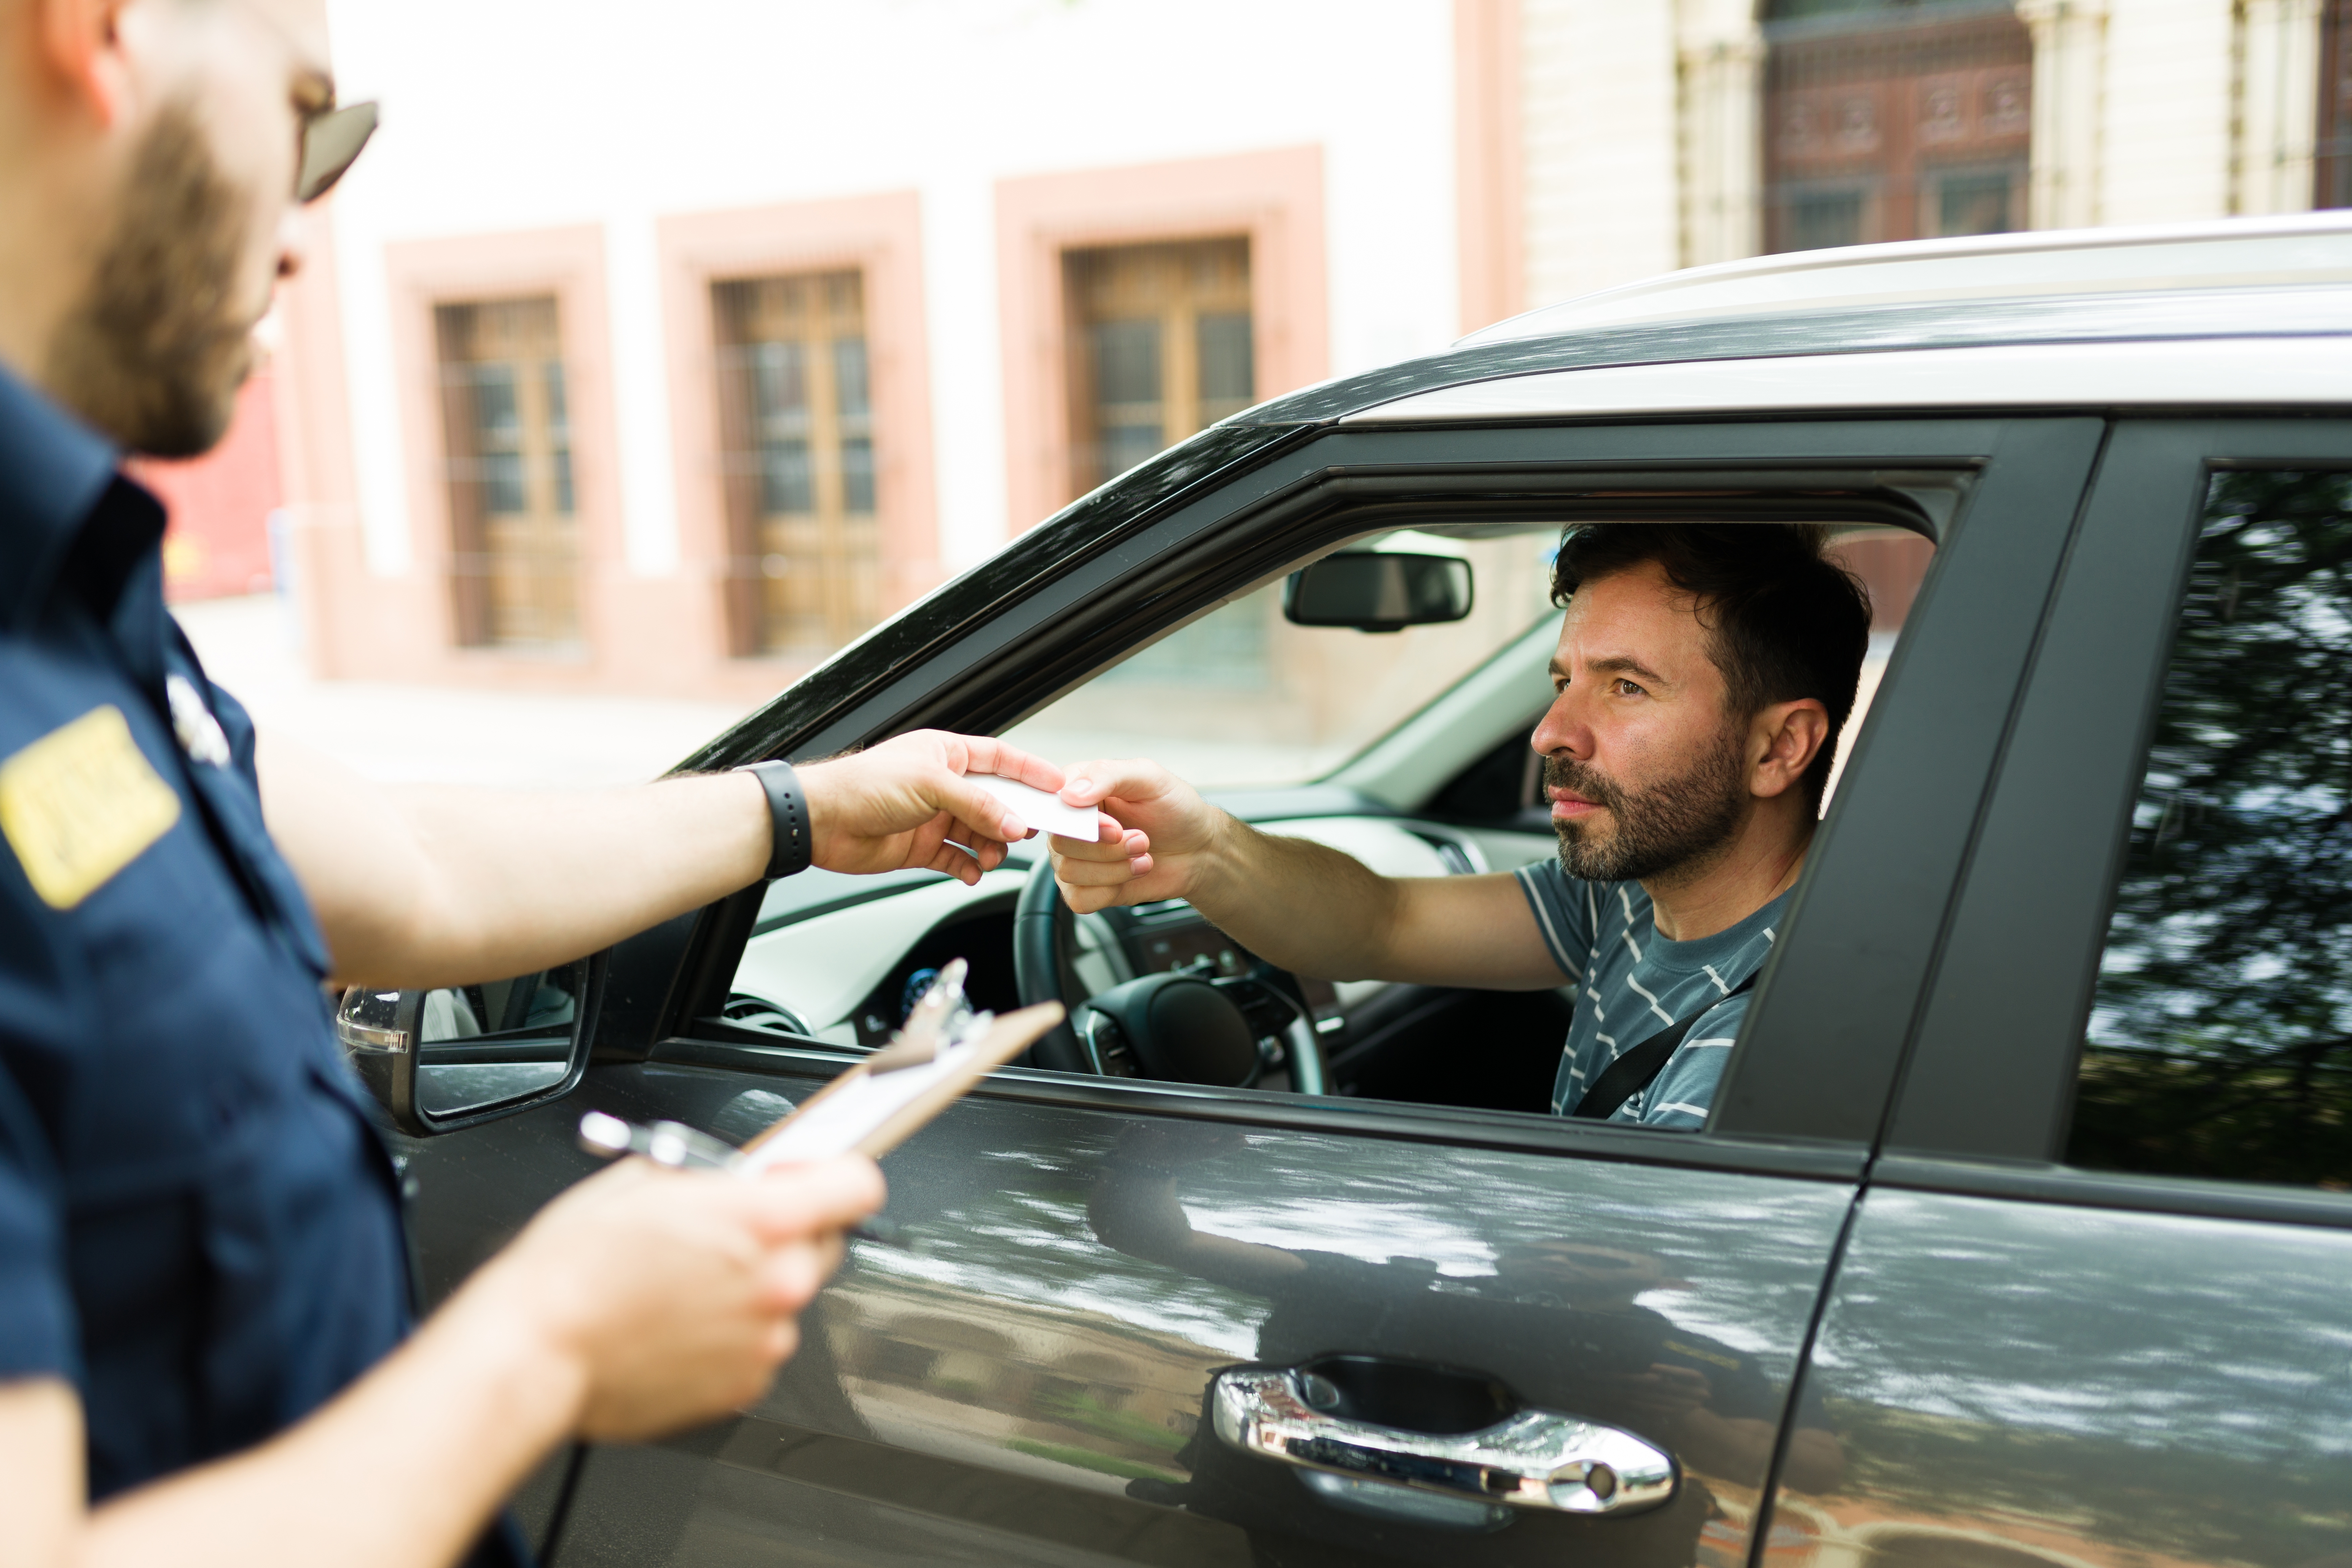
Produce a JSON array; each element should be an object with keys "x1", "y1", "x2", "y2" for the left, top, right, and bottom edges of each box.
[
  {"x1": 1760, "y1": 1, "x2": 2034, "y2": 254},
  {"x1": 710, "y1": 269, "x2": 883, "y2": 656},
  {"x1": 1884, "y1": 416, "x2": 2352, "y2": 1230},
  {"x1": 653, "y1": 192, "x2": 938, "y2": 681},
  {"x1": 1063, "y1": 236, "x2": 1257, "y2": 495},
  {"x1": 993, "y1": 148, "x2": 1327, "y2": 533},
  {"x1": 434, "y1": 295, "x2": 582, "y2": 650},
  {"x1": 599, "y1": 414, "x2": 2103, "y2": 1175},
  {"x1": 380, "y1": 225, "x2": 623, "y2": 671}
]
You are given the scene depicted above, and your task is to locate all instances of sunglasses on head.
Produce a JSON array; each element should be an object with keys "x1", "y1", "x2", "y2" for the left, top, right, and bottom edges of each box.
[{"x1": 296, "y1": 100, "x2": 377, "y2": 203}]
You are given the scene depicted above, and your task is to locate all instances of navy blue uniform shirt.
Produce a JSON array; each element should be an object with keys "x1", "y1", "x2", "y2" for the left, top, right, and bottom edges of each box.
[{"x1": 0, "y1": 366, "x2": 415, "y2": 1500}]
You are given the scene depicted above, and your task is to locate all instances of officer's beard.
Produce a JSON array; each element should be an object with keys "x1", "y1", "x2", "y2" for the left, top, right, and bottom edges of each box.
[
  {"x1": 44, "y1": 98, "x2": 259, "y2": 458},
  {"x1": 1545, "y1": 725, "x2": 1750, "y2": 887}
]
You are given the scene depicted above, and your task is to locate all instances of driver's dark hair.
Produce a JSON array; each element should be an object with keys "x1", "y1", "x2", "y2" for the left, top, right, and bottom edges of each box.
[{"x1": 1550, "y1": 523, "x2": 1873, "y2": 812}]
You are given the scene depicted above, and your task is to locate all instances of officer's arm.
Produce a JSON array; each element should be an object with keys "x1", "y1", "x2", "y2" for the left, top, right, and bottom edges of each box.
[
  {"x1": 256, "y1": 727, "x2": 1063, "y2": 989},
  {"x1": 0, "y1": 1154, "x2": 881, "y2": 1568}
]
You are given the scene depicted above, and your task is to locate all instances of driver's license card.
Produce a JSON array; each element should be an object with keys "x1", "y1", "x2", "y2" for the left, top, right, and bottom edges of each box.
[{"x1": 968, "y1": 775, "x2": 1106, "y2": 842}]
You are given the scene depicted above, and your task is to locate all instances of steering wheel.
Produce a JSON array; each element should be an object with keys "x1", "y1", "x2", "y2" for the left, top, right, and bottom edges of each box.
[{"x1": 1013, "y1": 864, "x2": 1328, "y2": 1094}]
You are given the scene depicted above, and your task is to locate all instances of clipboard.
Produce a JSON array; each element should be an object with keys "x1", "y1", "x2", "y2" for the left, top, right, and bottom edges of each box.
[{"x1": 734, "y1": 999, "x2": 1064, "y2": 1168}]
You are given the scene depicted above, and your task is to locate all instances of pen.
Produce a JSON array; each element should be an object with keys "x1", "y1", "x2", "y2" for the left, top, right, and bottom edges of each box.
[{"x1": 576, "y1": 1110, "x2": 914, "y2": 1250}]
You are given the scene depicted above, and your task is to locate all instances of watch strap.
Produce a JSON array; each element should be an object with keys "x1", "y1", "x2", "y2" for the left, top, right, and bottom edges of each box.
[{"x1": 743, "y1": 761, "x2": 813, "y2": 880}]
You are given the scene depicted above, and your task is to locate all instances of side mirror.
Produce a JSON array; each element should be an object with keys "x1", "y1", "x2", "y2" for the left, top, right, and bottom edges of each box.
[
  {"x1": 1283, "y1": 552, "x2": 1474, "y2": 632},
  {"x1": 335, "y1": 956, "x2": 599, "y2": 1136}
]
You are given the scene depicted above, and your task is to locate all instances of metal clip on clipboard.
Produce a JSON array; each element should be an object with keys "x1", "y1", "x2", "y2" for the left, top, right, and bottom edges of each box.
[
  {"x1": 859, "y1": 958, "x2": 986, "y2": 1073},
  {"x1": 576, "y1": 958, "x2": 1058, "y2": 1174}
]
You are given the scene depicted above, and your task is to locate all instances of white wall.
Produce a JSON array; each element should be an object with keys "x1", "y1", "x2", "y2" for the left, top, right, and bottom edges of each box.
[
  {"x1": 321, "y1": 0, "x2": 1459, "y2": 577},
  {"x1": 1520, "y1": 0, "x2": 1683, "y2": 307},
  {"x1": 2099, "y1": 0, "x2": 2240, "y2": 224}
]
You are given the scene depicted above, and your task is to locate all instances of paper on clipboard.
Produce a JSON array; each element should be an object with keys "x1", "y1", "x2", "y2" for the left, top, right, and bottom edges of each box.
[{"x1": 735, "y1": 1001, "x2": 1064, "y2": 1169}]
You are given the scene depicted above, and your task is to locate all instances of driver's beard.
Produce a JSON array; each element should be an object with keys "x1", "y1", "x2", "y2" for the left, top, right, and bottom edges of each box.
[
  {"x1": 44, "y1": 99, "x2": 258, "y2": 458},
  {"x1": 1544, "y1": 726, "x2": 1750, "y2": 887}
]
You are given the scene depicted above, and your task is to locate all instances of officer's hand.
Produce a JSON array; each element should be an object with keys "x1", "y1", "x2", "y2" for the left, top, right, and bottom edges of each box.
[
  {"x1": 477, "y1": 1154, "x2": 883, "y2": 1441},
  {"x1": 798, "y1": 731, "x2": 1070, "y2": 885},
  {"x1": 1049, "y1": 758, "x2": 1226, "y2": 914}
]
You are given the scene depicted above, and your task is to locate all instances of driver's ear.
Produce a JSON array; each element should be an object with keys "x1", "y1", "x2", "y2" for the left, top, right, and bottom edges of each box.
[{"x1": 1750, "y1": 699, "x2": 1828, "y2": 798}]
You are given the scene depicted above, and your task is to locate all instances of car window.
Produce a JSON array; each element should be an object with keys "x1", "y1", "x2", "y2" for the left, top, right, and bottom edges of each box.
[
  {"x1": 2070, "y1": 470, "x2": 2352, "y2": 1191},
  {"x1": 728, "y1": 515, "x2": 1938, "y2": 1101}
]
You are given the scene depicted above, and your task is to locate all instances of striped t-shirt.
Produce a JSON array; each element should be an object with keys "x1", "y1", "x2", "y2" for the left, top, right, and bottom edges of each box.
[{"x1": 1514, "y1": 861, "x2": 1790, "y2": 1131}]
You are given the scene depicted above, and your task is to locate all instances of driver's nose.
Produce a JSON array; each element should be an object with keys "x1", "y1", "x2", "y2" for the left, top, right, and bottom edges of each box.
[{"x1": 1530, "y1": 689, "x2": 1591, "y2": 764}]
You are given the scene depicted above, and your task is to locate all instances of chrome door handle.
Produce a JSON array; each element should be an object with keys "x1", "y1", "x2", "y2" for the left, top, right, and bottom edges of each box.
[{"x1": 1210, "y1": 1366, "x2": 1675, "y2": 1517}]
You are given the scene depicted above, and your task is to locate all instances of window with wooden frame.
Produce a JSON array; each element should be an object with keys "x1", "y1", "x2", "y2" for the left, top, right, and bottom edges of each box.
[
  {"x1": 712, "y1": 271, "x2": 878, "y2": 657},
  {"x1": 436, "y1": 297, "x2": 580, "y2": 648},
  {"x1": 1062, "y1": 238, "x2": 1262, "y2": 684},
  {"x1": 1762, "y1": 0, "x2": 2031, "y2": 253},
  {"x1": 1064, "y1": 238, "x2": 1253, "y2": 497}
]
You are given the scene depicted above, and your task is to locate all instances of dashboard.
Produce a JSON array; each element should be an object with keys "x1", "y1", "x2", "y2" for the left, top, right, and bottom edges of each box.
[{"x1": 725, "y1": 815, "x2": 1552, "y2": 1060}]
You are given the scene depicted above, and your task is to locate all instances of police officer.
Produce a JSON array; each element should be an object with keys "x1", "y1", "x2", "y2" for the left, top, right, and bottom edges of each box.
[{"x1": 0, "y1": 1, "x2": 1068, "y2": 1562}]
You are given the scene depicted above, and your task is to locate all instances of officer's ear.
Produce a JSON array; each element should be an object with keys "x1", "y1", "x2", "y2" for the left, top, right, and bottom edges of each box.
[{"x1": 36, "y1": 0, "x2": 140, "y2": 131}]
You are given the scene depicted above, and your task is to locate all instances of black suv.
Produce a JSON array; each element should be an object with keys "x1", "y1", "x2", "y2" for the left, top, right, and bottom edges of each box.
[{"x1": 353, "y1": 214, "x2": 2352, "y2": 1568}]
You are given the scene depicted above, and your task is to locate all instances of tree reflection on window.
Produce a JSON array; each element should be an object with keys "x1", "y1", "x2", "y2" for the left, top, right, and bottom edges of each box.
[{"x1": 2073, "y1": 471, "x2": 2352, "y2": 1189}]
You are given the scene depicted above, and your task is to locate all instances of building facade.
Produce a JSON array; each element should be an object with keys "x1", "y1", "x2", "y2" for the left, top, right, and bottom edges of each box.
[
  {"x1": 1461, "y1": 0, "x2": 2338, "y2": 323},
  {"x1": 151, "y1": 0, "x2": 2346, "y2": 702},
  {"x1": 240, "y1": 0, "x2": 1450, "y2": 701}
]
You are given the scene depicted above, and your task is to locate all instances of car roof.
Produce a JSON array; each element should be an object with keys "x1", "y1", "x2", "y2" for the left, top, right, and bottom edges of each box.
[
  {"x1": 1459, "y1": 211, "x2": 2352, "y2": 344},
  {"x1": 1243, "y1": 214, "x2": 2352, "y2": 427}
]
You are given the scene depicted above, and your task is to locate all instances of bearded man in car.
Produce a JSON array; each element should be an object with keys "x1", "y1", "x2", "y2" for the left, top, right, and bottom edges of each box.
[{"x1": 1047, "y1": 523, "x2": 1873, "y2": 1128}]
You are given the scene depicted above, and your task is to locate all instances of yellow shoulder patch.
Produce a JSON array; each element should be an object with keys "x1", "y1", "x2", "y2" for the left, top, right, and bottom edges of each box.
[{"x1": 0, "y1": 706, "x2": 182, "y2": 910}]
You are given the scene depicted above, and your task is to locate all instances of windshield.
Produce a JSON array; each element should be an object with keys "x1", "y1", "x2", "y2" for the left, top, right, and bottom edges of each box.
[{"x1": 1001, "y1": 527, "x2": 1565, "y2": 789}]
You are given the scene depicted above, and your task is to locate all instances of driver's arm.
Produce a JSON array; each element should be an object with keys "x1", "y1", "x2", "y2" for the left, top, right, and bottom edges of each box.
[{"x1": 1051, "y1": 758, "x2": 1563, "y2": 989}]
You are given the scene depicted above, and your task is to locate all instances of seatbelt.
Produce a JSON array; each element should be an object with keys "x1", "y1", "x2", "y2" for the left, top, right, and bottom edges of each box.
[{"x1": 1569, "y1": 972, "x2": 1758, "y2": 1121}]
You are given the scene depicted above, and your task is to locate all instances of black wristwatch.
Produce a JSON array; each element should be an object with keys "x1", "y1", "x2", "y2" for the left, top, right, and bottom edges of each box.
[{"x1": 741, "y1": 761, "x2": 813, "y2": 880}]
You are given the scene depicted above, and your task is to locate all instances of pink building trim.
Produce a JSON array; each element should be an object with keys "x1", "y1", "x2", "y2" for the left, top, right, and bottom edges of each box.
[
  {"x1": 994, "y1": 146, "x2": 1330, "y2": 536},
  {"x1": 273, "y1": 204, "x2": 366, "y2": 666},
  {"x1": 1455, "y1": 0, "x2": 1527, "y2": 335}
]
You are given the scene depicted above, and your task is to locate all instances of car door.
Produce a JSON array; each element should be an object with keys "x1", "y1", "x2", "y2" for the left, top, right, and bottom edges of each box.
[
  {"x1": 1765, "y1": 420, "x2": 2352, "y2": 1568},
  {"x1": 399, "y1": 414, "x2": 2105, "y2": 1568}
]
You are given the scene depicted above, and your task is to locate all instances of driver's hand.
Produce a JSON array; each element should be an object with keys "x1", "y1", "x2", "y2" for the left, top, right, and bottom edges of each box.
[
  {"x1": 1050, "y1": 758, "x2": 1226, "y2": 913},
  {"x1": 797, "y1": 730, "x2": 1062, "y2": 884}
]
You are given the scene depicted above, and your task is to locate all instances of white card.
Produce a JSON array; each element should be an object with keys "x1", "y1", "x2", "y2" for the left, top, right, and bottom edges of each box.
[{"x1": 967, "y1": 774, "x2": 1107, "y2": 842}]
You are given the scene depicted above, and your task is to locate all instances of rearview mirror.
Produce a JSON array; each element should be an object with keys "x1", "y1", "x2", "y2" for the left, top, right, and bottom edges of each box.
[
  {"x1": 1283, "y1": 552, "x2": 1474, "y2": 632},
  {"x1": 336, "y1": 957, "x2": 598, "y2": 1135}
]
